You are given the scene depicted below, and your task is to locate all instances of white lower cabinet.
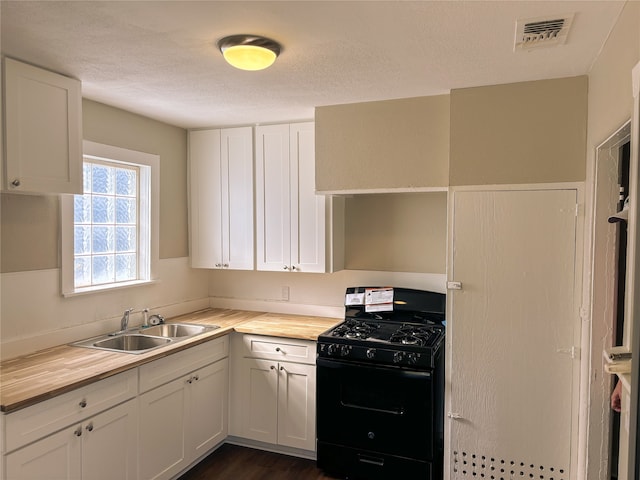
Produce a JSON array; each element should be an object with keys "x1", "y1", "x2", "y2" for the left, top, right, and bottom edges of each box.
[
  {"x1": 3, "y1": 371, "x2": 138, "y2": 480},
  {"x1": 138, "y1": 339, "x2": 229, "y2": 480},
  {"x1": 230, "y1": 334, "x2": 316, "y2": 452}
]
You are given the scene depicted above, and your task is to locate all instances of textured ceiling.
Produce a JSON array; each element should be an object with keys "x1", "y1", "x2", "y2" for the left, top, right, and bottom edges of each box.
[{"x1": 0, "y1": 1, "x2": 626, "y2": 129}]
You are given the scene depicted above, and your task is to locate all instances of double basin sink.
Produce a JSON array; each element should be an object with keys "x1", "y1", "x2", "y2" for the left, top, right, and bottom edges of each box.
[{"x1": 72, "y1": 323, "x2": 220, "y2": 354}]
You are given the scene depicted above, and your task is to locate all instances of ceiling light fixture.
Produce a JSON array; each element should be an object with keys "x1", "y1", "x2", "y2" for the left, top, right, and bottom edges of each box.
[{"x1": 217, "y1": 34, "x2": 281, "y2": 71}]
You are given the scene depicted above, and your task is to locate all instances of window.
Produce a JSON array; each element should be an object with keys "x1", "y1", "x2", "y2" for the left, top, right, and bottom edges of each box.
[{"x1": 61, "y1": 141, "x2": 159, "y2": 296}]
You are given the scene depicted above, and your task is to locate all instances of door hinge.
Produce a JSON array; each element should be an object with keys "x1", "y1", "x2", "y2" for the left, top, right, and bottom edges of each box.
[{"x1": 447, "y1": 281, "x2": 462, "y2": 290}]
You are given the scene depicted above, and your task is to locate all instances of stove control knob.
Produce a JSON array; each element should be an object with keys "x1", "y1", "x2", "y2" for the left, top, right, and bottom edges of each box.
[
  {"x1": 406, "y1": 352, "x2": 419, "y2": 364},
  {"x1": 327, "y1": 344, "x2": 338, "y2": 356},
  {"x1": 393, "y1": 351, "x2": 404, "y2": 363},
  {"x1": 339, "y1": 345, "x2": 351, "y2": 357},
  {"x1": 366, "y1": 348, "x2": 376, "y2": 359}
]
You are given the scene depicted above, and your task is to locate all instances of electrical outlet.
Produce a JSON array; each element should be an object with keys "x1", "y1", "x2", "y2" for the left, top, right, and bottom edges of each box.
[{"x1": 282, "y1": 286, "x2": 290, "y2": 301}]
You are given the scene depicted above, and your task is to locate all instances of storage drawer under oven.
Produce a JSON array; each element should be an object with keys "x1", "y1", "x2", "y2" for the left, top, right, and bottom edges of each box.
[
  {"x1": 317, "y1": 440, "x2": 432, "y2": 480},
  {"x1": 316, "y1": 357, "x2": 436, "y2": 462}
]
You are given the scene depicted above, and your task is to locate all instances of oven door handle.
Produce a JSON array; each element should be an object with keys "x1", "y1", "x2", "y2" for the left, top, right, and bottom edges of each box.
[{"x1": 340, "y1": 401, "x2": 405, "y2": 416}]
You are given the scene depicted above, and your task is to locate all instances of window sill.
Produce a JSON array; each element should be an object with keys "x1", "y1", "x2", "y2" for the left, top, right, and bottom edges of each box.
[{"x1": 62, "y1": 279, "x2": 159, "y2": 298}]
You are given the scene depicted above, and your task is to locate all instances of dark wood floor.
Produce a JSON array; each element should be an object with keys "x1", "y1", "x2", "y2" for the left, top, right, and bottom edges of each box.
[{"x1": 179, "y1": 444, "x2": 342, "y2": 480}]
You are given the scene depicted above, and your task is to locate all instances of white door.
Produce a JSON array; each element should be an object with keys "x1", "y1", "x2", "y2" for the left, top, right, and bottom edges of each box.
[
  {"x1": 188, "y1": 358, "x2": 229, "y2": 459},
  {"x1": 240, "y1": 358, "x2": 278, "y2": 443},
  {"x1": 189, "y1": 129, "x2": 223, "y2": 268},
  {"x1": 277, "y1": 361, "x2": 316, "y2": 451},
  {"x1": 82, "y1": 399, "x2": 137, "y2": 480},
  {"x1": 447, "y1": 189, "x2": 580, "y2": 480},
  {"x1": 255, "y1": 124, "x2": 291, "y2": 271},
  {"x1": 5, "y1": 427, "x2": 81, "y2": 480},
  {"x1": 222, "y1": 128, "x2": 254, "y2": 270},
  {"x1": 138, "y1": 378, "x2": 188, "y2": 480},
  {"x1": 290, "y1": 122, "x2": 326, "y2": 273}
]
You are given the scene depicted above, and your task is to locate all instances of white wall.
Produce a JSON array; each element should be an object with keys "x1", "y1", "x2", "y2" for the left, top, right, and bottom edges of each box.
[
  {"x1": 207, "y1": 269, "x2": 446, "y2": 318},
  {"x1": 0, "y1": 257, "x2": 209, "y2": 360}
]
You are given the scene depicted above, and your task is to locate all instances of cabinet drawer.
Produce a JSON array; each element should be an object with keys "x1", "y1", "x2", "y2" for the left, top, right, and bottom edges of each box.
[
  {"x1": 3, "y1": 369, "x2": 137, "y2": 453},
  {"x1": 139, "y1": 336, "x2": 229, "y2": 393},
  {"x1": 236, "y1": 334, "x2": 316, "y2": 365}
]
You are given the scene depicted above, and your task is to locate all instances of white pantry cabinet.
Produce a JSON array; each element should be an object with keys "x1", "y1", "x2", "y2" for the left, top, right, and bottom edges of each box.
[
  {"x1": 229, "y1": 334, "x2": 316, "y2": 452},
  {"x1": 255, "y1": 122, "x2": 342, "y2": 273},
  {"x1": 138, "y1": 338, "x2": 229, "y2": 480},
  {"x1": 2, "y1": 370, "x2": 138, "y2": 480},
  {"x1": 189, "y1": 127, "x2": 254, "y2": 270},
  {"x1": 3, "y1": 57, "x2": 82, "y2": 194},
  {"x1": 446, "y1": 188, "x2": 581, "y2": 480}
]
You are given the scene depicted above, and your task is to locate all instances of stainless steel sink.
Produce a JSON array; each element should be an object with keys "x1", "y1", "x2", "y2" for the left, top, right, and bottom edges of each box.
[
  {"x1": 93, "y1": 334, "x2": 171, "y2": 351},
  {"x1": 140, "y1": 323, "x2": 218, "y2": 338},
  {"x1": 71, "y1": 323, "x2": 219, "y2": 354}
]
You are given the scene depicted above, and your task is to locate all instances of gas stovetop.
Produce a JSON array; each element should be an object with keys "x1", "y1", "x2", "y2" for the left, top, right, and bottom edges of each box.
[{"x1": 317, "y1": 318, "x2": 445, "y2": 370}]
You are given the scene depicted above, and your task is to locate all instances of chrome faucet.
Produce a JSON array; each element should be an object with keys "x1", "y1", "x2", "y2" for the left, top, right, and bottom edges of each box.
[{"x1": 110, "y1": 308, "x2": 134, "y2": 336}]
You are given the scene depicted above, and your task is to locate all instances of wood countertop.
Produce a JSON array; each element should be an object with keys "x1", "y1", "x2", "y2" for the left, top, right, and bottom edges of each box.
[{"x1": 0, "y1": 308, "x2": 342, "y2": 413}]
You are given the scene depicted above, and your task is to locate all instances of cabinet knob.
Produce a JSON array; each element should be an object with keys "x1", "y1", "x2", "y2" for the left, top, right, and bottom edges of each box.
[
  {"x1": 193, "y1": 375, "x2": 199, "y2": 381},
  {"x1": 187, "y1": 377, "x2": 193, "y2": 384},
  {"x1": 74, "y1": 427, "x2": 82, "y2": 437},
  {"x1": 85, "y1": 423, "x2": 94, "y2": 432},
  {"x1": 270, "y1": 365, "x2": 276, "y2": 370},
  {"x1": 291, "y1": 265, "x2": 297, "y2": 271},
  {"x1": 280, "y1": 366, "x2": 285, "y2": 371},
  {"x1": 215, "y1": 263, "x2": 222, "y2": 268},
  {"x1": 283, "y1": 266, "x2": 289, "y2": 270},
  {"x1": 79, "y1": 399, "x2": 87, "y2": 408},
  {"x1": 223, "y1": 264, "x2": 229, "y2": 268},
  {"x1": 11, "y1": 179, "x2": 21, "y2": 187},
  {"x1": 275, "y1": 347, "x2": 281, "y2": 352}
]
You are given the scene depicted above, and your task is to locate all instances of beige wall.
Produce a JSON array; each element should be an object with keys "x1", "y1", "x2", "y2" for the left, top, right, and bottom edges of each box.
[
  {"x1": 344, "y1": 192, "x2": 447, "y2": 273},
  {"x1": 83, "y1": 100, "x2": 188, "y2": 259},
  {"x1": 315, "y1": 95, "x2": 450, "y2": 192},
  {"x1": 450, "y1": 76, "x2": 588, "y2": 186},
  {"x1": 0, "y1": 99, "x2": 188, "y2": 273}
]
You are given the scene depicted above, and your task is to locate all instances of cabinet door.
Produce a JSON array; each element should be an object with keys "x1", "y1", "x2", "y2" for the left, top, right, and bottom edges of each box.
[
  {"x1": 139, "y1": 378, "x2": 188, "y2": 480},
  {"x1": 290, "y1": 122, "x2": 326, "y2": 273},
  {"x1": 255, "y1": 124, "x2": 292, "y2": 271},
  {"x1": 277, "y1": 361, "x2": 316, "y2": 451},
  {"x1": 189, "y1": 129, "x2": 224, "y2": 268},
  {"x1": 221, "y1": 127, "x2": 254, "y2": 270},
  {"x1": 82, "y1": 399, "x2": 137, "y2": 480},
  {"x1": 5, "y1": 427, "x2": 81, "y2": 480},
  {"x1": 188, "y1": 358, "x2": 229, "y2": 460},
  {"x1": 447, "y1": 189, "x2": 579, "y2": 479},
  {"x1": 3, "y1": 57, "x2": 82, "y2": 194},
  {"x1": 239, "y1": 358, "x2": 278, "y2": 443}
]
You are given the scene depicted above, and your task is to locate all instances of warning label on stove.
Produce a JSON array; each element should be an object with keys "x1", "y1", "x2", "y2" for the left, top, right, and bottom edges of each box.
[{"x1": 364, "y1": 287, "x2": 394, "y2": 312}]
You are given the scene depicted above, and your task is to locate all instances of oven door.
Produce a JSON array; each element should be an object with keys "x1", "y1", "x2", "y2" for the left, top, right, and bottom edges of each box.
[{"x1": 316, "y1": 356, "x2": 436, "y2": 462}]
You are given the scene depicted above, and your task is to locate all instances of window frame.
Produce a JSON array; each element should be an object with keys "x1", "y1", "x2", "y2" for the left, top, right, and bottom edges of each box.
[{"x1": 61, "y1": 140, "x2": 159, "y2": 297}]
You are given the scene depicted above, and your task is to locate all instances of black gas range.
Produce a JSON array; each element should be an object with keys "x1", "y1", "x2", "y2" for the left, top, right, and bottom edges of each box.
[{"x1": 316, "y1": 287, "x2": 446, "y2": 480}]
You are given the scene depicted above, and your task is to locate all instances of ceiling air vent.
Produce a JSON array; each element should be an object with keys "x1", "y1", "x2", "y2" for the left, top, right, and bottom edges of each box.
[{"x1": 514, "y1": 13, "x2": 574, "y2": 51}]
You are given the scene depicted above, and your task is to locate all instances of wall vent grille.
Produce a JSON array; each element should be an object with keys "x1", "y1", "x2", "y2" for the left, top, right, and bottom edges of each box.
[
  {"x1": 514, "y1": 14, "x2": 574, "y2": 51},
  {"x1": 452, "y1": 450, "x2": 567, "y2": 480}
]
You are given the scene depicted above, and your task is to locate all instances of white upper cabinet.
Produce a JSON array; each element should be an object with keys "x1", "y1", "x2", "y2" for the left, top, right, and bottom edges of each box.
[
  {"x1": 256, "y1": 122, "x2": 341, "y2": 273},
  {"x1": 3, "y1": 57, "x2": 82, "y2": 194},
  {"x1": 189, "y1": 127, "x2": 254, "y2": 270}
]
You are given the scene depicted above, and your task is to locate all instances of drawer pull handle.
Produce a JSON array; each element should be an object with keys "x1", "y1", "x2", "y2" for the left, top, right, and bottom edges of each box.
[
  {"x1": 358, "y1": 454, "x2": 384, "y2": 467},
  {"x1": 79, "y1": 400, "x2": 87, "y2": 408},
  {"x1": 85, "y1": 423, "x2": 94, "y2": 432}
]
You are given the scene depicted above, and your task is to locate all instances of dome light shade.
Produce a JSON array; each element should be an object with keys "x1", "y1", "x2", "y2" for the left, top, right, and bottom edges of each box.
[{"x1": 218, "y1": 35, "x2": 281, "y2": 71}]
